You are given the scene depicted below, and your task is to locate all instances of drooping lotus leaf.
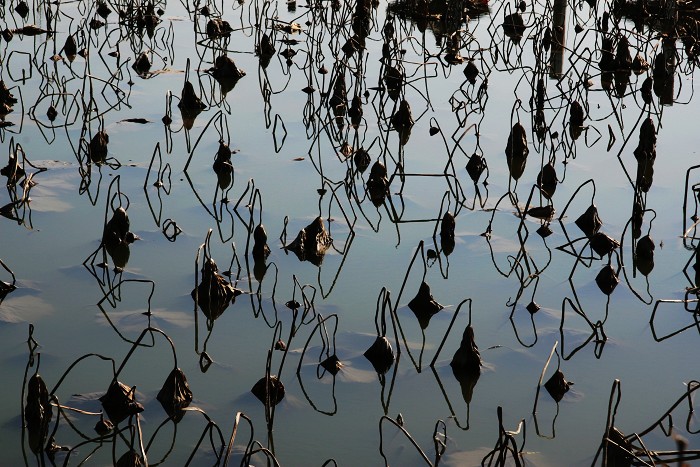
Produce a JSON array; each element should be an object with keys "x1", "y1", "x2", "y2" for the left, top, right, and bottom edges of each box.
[
  {"x1": 99, "y1": 380, "x2": 144, "y2": 425},
  {"x1": 209, "y1": 55, "x2": 245, "y2": 95},
  {"x1": 537, "y1": 163, "x2": 557, "y2": 199},
  {"x1": 132, "y1": 52, "x2": 151, "y2": 76},
  {"x1": 590, "y1": 232, "x2": 620, "y2": 257},
  {"x1": 116, "y1": 449, "x2": 145, "y2": 467},
  {"x1": 251, "y1": 375, "x2": 285, "y2": 406},
  {"x1": 178, "y1": 80, "x2": 206, "y2": 129},
  {"x1": 463, "y1": 60, "x2": 479, "y2": 85},
  {"x1": 206, "y1": 18, "x2": 233, "y2": 38},
  {"x1": 450, "y1": 325, "x2": 482, "y2": 404},
  {"x1": 257, "y1": 33, "x2": 275, "y2": 68},
  {"x1": 615, "y1": 35, "x2": 633, "y2": 69},
  {"x1": 320, "y1": 355, "x2": 342, "y2": 376},
  {"x1": 391, "y1": 99, "x2": 414, "y2": 146},
  {"x1": 367, "y1": 160, "x2": 389, "y2": 206},
  {"x1": 575, "y1": 205, "x2": 602, "y2": 238},
  {"x1": 605, "y1": 427, "x2": 633, "y2": 466},
  {"x1": 283, "y1": 217, "x2": 333, "y2": 266},
  {"x1": 383, "y1": 65, "x2": 403, "y2": 101},
  {"x1": 595, "y1": 265, "x2": 619, "y2": 295},
  {"x1": 353, "y1": 147, "x2": 371, "y2": 173},
  {"x1": 502, "y1": 13, "x2": 526, "y2": 40},
  {"x1": 505, "y1": 122, "x2": 528, "y2": 180},
  {"x1": 570, "y1": 100, "x2": 584, "y2": 128},
  {"x1": 364, "y1": 336, "x2": 395, "y2": 375},
  {"x1": 213, "y1": 141, "x2": 233, "y2": 189},
  {"x1": 635, "y1": 235, "x2": 655, "y2": 276},
  {"x1": 544, "y1": 369, "x2": 572, "y2": 402},
  {"x1": 156, "y1": 368, "x2": 193, "y2": 421},
  {"x1": 25, "y1": 373, "x2": 52, "y2": 454},
  {"x1": 536, "y1": 224, "x2": 553, "y2": 238},
  {"x1": 191, "y1": 258, "x2": 242, "y2": 321},
  {"x1": 440, "y1": 212, "x2": 456, "y2": 256},
  {"x1": 252, "y1": 224, "x2": 271, "y2": 263},
  {"x1": 526, "y1": 301, "x2": 541, "y2": 314},
  {"x1": 89, "y1": 130, "x2": 109, "y2": 164},
  {"x1": 1, "y1": 150, "x2": 25, "y2": 185},
  {"x1": 349, "y1": 95, "x2": 363, "y2": 127},
  {"x1": 408, "y1": 281, "x2": 444, "y2": 329},
  {"x1": 450, "y1": 325, "x2": 482, "y2": 375},
  {"x1": 466, "y1": 153, "x2": 486, "y2": 183},
  {"x1": 94, "y1": 417, "x2": 114, "y2": 436},
  {"x1": 526, "y1": 205, "x2": 555, "y2": 220}
]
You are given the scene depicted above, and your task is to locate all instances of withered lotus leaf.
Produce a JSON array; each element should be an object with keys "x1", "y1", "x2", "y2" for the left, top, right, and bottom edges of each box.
[
  {"x1": 526, "y1": 205, "x2": 555, "y2": 220},
  {"x1": 599, "y1": 37, "x2": 616, "y2": 72},
  {"x1": 206, "y1": 18, "x2": 233, "y2": 38},
  {"x1": 157, "y1": 368, "x2": 193, "y2": 419},
  {"x1": 349, "y1": 95, "x2": 363, "y2": 127},
  {"x1": 615, "y1": 35, "x2": 633, "y2": 69},
  {"x1": 99, "y1": 380, "x2": 144, "y2": 425},
  {"x1": 605, "y1": 427, "x2": 633, "y2": 466},
  {"x1": 526, "y1": 301, "x2": 540, "y2": 314},
  {"x1": 364, "y1": 336, "x2": 394, "y2": 375},
  {"x1": 353, "y1": 147, "x2": 371, "y2": 173},
  {"x1": 544, "y1": 369, "x2": 572, "y2": 402},
  {"x1": 450, "y1": 325, "x2": 482, "y2": 404},
  {"x1": 320, "y1": 355, "x2": 342, "y2": 376},
  {"x1": 94, "y1": 417, "x2": 114, "y2": 436},
  {"x1": 1, "y1": 151, "x2": 25, "y2": 185},
  {"x1": 191, "y1": 258, "x2": 242, "y2": 321},
  {"x1": 210, "y1": 55, "x2": 246, "y2": 95},
  {"x1": 213, "y1": 141, "x2": 233, "y2": 189},
  {"x1": 463, "y1": 60, "x2": 479, "y2": 85},
  {"x1": 631, "y1": 52, "x2": 649, "y2": 74},
  {"x1": 502, "y1": 12, "x2": 526, "y2": 40},
  {"x1": 116, "y1": 450, "x2": 145, "y2": 467},
  {"x1": 537, "y1": 163, "x2": 557, "y2": 199},
  {"x1": 466, "y1": 153, "x2": 486, "y2": 183},
  {"x1": 450, "y1": 325, "x2": 482, "y2": 374},
  {"x1": 25, "y1": 373, "x2": 52, "y2": 454},
  {"x1": 590, "y1": 232, "x2": 620, "y2": 257},
  {"x1": 536, "y1": 224, "x2": 553, "y2": 238},
  {"x1": 391, "y1": 99, "x2": 414, "y2": 146},
  {"x1": 367, "y1": 160, "x2": 389, "y2": 206},
  {"x1": 89, "y1": 130, "x2": 109, "y2": 164},
  {"x1": 408, "y1": 281, "x2": 444, "y2": 329},
  {"x1": 251, "y1": 375, "x2": 285, "y2": 406},
  {"x1": 570, "y1": 100, "x2": 584, "y2": 128},
  {"x1": 635, "y1": 235, "x2": 655, "y2": 276},
  {"x1": 641, "y1": 77, "x2": 653, "y2": 105},
  {"x1": 283, "y1": 217, "x2": 333, "y2": 266},
  {"x1": 595, "y1": 265, "x2": 619, "y2": 295},
  {"x1": 132, "y1": 52, "x2": 151, "y2": 75},
  {"x1": 252, "y1": 224, "x2": 271, "y2": 262},
  {"x1": 63, "y1": 35, "x2": 77, "y2": 58},
  {"x1": 178, "y1": 80, "x2": 206, "y2": 129},
  {"x1": 575, "y1": 205, "x2": 602, "y2": 238},
  {"x1": 505, "y1": 122, "x2": 528, "y2": 180},
  {"x1": 383, "y1": 66, "x2": 403, "y2": 101},
  {"x1": 440, "y1": 212, "x2": 456, "y2": 256}
]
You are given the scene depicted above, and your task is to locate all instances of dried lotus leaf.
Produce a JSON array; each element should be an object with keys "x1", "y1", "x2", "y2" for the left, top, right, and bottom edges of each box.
[
  {"x1": 364, "y1": 336, "x2": 395, "y2": 375},
  {"x1": 408, "y1": 281, "x2": 444, "y2": 329},
  {"x1": 99, "y1": 380, "x2": 144, "y2": 425}
]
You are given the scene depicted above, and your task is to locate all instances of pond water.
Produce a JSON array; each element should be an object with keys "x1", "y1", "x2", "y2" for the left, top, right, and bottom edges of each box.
[{"x1": 2, "y1": 0, "x2": 700, "y2": 464}]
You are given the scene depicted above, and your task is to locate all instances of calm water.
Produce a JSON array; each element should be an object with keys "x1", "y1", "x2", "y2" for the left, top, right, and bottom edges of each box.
[{"x1": 2, "y1": 0, "x2": 700, "y2": 464}]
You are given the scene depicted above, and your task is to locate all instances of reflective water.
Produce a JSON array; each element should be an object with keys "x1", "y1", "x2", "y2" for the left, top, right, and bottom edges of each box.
[{"x1": 2, "y1": 0, "x2": 700, "y2": 464}]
